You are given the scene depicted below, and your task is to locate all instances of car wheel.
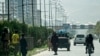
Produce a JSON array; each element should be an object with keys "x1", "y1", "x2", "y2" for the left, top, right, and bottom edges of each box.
[
  {"x1": 74, "y1": 43, "x2": 76, "y2": 46},
  {"x1": 84, "y1": 43, "x2": 86, "y2": 46}
]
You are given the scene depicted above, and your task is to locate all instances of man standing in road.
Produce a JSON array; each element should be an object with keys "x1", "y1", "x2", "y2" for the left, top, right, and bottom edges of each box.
[{"x1": 51, "y1": 32, "x2": 59, "y2": 55}]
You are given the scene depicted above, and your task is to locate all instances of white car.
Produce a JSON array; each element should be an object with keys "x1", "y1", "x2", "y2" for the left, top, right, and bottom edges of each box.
[{"x1": 74, "y1": 34, "x2": 86, "y2": 46}]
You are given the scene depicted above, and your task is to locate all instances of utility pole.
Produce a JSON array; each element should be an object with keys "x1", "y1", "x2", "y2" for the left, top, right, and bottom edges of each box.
[
  {"x1": 8, "y1": 0, "x2": 10, "y2": 22},
  {"x1": 40, "y1": 0, "x2": 42, "y2": 27},
  {"x1": 13, "y1": 1, "x2": 14, "y2": 20},
  {"x1": 26, "y1": 3, "x2": 28, "y2": 24},
  {"x1": 50, "y1": 1, "x2": 53, "y2": 29},
  {"x1": 55, "y1": 0, "x2": 59, "y2": 28},
  {"x1": 49, "y1": 0, "x2": 51, "y2": 29},
  {"x1": 44, "y1": 0, "x2": 46, "y2": 28},
  {"x1": 22, "y1": 0, "x2": 25, "y2": 24},
  {"x1": 55, "y1": 2, "x2": 57, "y2": 27},
  {"x1": 32, "y1": 0, "x2": 34, "y2": 26},
  {"x1": 2, "y1": 2, "x2": 4, "y2": 21},
  {"x1": 44, "y1": 0, "x2": 47, "y2": 37}
]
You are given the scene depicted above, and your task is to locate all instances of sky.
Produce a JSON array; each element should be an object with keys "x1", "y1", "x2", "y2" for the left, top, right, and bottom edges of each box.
[
  {"x1": 60, "y1": 0, "x2": 100, "y2": 25},
  {"x1": 0, "y1": 0, "x2": 100, "y2": 25}
]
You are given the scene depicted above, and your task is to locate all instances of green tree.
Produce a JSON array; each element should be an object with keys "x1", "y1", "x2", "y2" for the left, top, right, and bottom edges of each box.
[{"x1": 94, "y1": 21, "x2": 100, "y2": 42}]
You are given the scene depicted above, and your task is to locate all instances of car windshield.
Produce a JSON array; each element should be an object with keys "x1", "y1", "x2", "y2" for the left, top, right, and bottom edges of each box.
[{"x1": 76, "y1": 35, "x2": 84, "y2": 38}]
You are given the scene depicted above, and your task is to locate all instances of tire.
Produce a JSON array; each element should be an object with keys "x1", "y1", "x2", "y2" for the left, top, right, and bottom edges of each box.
[
  {"x1": 74, "y1": 43, "x2": 76, "y2": 46},
  {"x1": 67, "y1": 47, "x2": 70, "y2": 51},
  {"x1": 84, "y1": 43, "x2": 86, "y2": 46}
]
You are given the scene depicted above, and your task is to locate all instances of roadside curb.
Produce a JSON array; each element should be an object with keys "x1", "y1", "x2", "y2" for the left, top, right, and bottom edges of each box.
[{"x1": 27, "y1": 48, "x2": 47, "y2": 56}]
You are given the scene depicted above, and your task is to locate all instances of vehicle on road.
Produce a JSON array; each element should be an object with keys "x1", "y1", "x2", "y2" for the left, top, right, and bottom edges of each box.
[
  {"x1": 56, "y1": 29, "x2": 71, "y2": 51},
  {"x1": 74, "y1": 34, "x2": 86, "y2": 46},
  {"x1": 58, "y1": 37, "x2": 70, "y2": 51}
]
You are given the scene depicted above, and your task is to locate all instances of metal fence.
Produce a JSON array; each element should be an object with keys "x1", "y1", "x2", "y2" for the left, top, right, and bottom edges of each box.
[{"x1": 25, "y1": 37, "x2": 34, "y2": 50}]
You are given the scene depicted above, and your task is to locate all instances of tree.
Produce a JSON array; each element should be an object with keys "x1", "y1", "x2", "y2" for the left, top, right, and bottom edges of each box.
[{"x1": 94, "y1": 21, "x2": 100, "y2": 42}]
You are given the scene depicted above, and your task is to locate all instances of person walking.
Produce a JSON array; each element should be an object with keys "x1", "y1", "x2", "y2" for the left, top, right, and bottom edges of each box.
[
  {"x1": 48, "y1": 33, "x2": 52, "y2": 51},
  {"x1": 11, "y1": 30, "x2": 20, "y2": 56},
  {"x1": 20, "y1": 34, "x2": 28, "y2": 56},
  {"x1": 51, "y1": 32, "x2": 59, "y2": 55},
  {"x1": 1, "y1": 27, "x2": 10, "y2": 56}
]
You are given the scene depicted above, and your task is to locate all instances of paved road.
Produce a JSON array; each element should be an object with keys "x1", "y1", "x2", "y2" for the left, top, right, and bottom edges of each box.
[{"x1": 32, "y1": 39, "x2": 100, "y2": 56}]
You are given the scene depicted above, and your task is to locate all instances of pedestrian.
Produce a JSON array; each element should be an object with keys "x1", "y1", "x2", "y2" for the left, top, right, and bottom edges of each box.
[
  {"x1": 85, "y1": 34, "x2": 94, "y2": 54},
  {"x1": 20, "y1": 33, "x2": 28, "y2": 56},
  {"x1": 47, "y1": 33, "x2": 52, "y2": 51},
  {"x1": 11, "y1": 30, "x2": 20, "y2": 56},
  {"x1": 1, "y1": 27, "x2": 10, "y2": 56},
  {"x1": 51, "y1": 32, "x2": 59, "y2": 55}
]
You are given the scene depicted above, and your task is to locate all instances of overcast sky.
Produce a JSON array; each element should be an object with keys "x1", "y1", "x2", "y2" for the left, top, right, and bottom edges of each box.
[
  {"x1": 0, "y1": 0, "x2": 100, "y2": 25},
  {"x1": 61, "y1": 0, "x2": 100, "y2": 25}
]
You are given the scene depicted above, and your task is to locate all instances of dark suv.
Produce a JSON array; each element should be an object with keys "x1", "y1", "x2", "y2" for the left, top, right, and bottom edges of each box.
[{"x1": 57, "y1": 32, "x2": 70, "y2": 51}]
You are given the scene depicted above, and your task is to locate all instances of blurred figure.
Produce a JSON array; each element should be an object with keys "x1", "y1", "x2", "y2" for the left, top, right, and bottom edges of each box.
[
  {"x1": 20, "y1": 34, "x2": 28, "y2": 56},
  {"x1": 65, "y1": 33, "x2": 71, "y2": 51},
  {"x1": 11, "y1": 30, "x2": 20, "y2": 56},
  {"x1": 85, "y1": 34, "x2": 94, "y2": 54},
  {"x1": 47, "y1": 33, "x2": 52, "y2": 51},
  {"x1": 1, "y1": 27, "x2": 10, "y2": 56},
  {"x1": 51, "y1": 32, "x2": 59, "y2": 55}
]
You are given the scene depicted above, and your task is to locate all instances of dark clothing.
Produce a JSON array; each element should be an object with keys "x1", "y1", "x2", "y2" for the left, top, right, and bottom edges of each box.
[
  {"x1": 1, "y1": 28, "x2": 10, "y2": 56},
  {"x1": 51, "y1": 35, "x2": 58, "y2": 44},
  {"x1": 85, "y1": 35, "x2": 93, "y2": 44},
  {"x1": 85, "y1": 34, "x2": 94, "y2": 53},
  {"x1": 1, "y1": 32, "x2": 9, "y2": 43},
  {"x1": 20, "y1": 38, "x2": 27, "y2": 56},
  {"x1": 51, "y1": 33, "x2": 59, "y2": 54}
]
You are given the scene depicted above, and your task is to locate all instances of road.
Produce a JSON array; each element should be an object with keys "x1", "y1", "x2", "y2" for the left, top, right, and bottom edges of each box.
[{"x1": 32, "y1": 39, "x2": 100, "y2": 56}]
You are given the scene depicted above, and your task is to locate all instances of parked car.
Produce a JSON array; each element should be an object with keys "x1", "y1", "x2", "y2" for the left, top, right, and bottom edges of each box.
[{"x1": 74, "y1": 34, "x2": 86, "y2": 46}]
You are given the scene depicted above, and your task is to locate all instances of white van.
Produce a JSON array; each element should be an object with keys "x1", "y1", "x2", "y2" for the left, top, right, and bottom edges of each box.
[{"x1": 74, "y1": 34, "x2": 86, "y2": 46}]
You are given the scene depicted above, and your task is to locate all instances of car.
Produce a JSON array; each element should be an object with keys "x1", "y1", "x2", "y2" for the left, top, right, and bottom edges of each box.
[
  {"x1": 74, "y1": 34, "x2": 86, "y2": 46},
  {"x1": 56, "y1": 30, "x2": 71, "y2": 51},
  {"x1": 58, "y1": 37, "x2": 70, "y2": 51}
]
